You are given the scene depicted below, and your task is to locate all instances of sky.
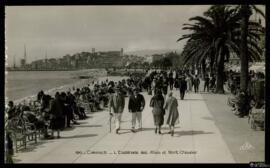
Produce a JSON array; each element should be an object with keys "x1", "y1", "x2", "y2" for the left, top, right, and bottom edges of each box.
[{"x1": 5, "y1": 5, "x2": 265, "y2": 66}]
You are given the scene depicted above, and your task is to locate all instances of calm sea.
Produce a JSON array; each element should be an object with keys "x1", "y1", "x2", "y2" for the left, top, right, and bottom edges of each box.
[{"x1": 5, "y1": 69, "x2": 105, "y2": 102}]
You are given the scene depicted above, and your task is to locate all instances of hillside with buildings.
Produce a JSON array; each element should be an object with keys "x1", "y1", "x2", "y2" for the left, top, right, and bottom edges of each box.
[
  {"x1": 7, "y1": 48, "x2": 147, "y2": 71},
  {"x1": 6, "y1": 47, "x2": 186, "y2": 71}
]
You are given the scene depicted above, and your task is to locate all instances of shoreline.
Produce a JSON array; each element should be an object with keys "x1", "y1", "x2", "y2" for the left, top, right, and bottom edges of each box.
[
  {"x1": 10, "y1": 75, "x2": 129, "y2": 106},
  {"x1": 7, "y1": 69, "x2": 107, "y2": 106},
  {"x1": 5, "y1": 68, "x2": 140, "y2": 106}
]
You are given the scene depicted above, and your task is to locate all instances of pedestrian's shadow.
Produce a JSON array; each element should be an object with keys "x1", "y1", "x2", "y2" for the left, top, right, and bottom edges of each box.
[
  {"x1": 62, "y1": 126, "x2": 76, "y2": 131},
  {"x1": 76, "y1": 121, "x2": 89, "y2": 124},
  {"x1": 75, "y1": 124, "x2": 102, "y2": 128},
  {"x1": 179, "y1": 99, "x2": 206, "y2": 101},
  {"x1": 140, "y1": 128, "x2": 155, "y2": 131},
  {"x1": 174, "y1": 130, "x2": 214, "y2": 137},
  {"x1": 13, "y1": 140, "x2": 54, "y2": 153},
  {"x1": 201, "y1": 116, "x2": 214, "y2": 121},
  {"x1": 60, "y1": 134, "x2": 97, "y2": 139},
  {"x1": 84, "y1": 116, "x2": 93, "y2": 119},
  {"x1": 118, "y1": 130, "x2": 131, "y2": 135}
]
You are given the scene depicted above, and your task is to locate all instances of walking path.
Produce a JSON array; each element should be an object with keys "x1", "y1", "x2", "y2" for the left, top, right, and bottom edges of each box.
[{"x1": 12, "y1": 79, "x2": 264, "y2": 163}]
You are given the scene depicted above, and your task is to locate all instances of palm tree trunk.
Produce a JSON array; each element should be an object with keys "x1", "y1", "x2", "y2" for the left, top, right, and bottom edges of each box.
[
  {"x1": 201, "y1": 59, "x2": 206, "y2": 77},
  {"x1": 215, "y1": 53, "x2": 225, "y2": 94},
  {"x1": 240, "y1": 5, "x2": 250, "y2": 93},
  {"x1": 209, "y1": 53, "x2": 215, "y2": 76}
]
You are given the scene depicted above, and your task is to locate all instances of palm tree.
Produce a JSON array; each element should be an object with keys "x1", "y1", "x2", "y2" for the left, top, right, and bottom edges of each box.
[
  {"x1": 177, "y1": 5, "x2": 263, "y2": 93},
  {"x1": 237, "y1": 5, "x2": 265, "y2": 94}
]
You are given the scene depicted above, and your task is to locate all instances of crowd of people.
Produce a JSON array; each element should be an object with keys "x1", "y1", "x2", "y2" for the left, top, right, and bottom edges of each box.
[
  {"x1": 6, "y1": 67, "x2": 263, "y2": 162},
  {"x1": 4, "y1": 74, "x2": 144, "y2": 158},
  {"x1": 108, "y1": 69, "x2": 216, "y2": 136}
]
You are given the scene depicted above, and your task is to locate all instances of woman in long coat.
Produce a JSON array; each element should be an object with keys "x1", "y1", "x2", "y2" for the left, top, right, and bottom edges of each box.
[
  {"x1": 150, "y1": 89, "x2": 165, "y2": 134},
  {"x1": 164, "y1": 92, "x2": 179, "y2": 136},
  {"x1": 49, "y1": 92, "x2": 65, "y2": 138}
]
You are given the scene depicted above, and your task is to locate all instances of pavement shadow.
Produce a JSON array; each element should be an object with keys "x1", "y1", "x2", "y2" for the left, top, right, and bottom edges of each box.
[
  {"x1": 75, "y1": 124, "x2": 102, "y2": 128},
  {"x1": 14, "y1": 140, "x2": 54, "y2": 153},
  {"x1": 162, "y1": 126, "x2": 181, "y2": 130},
  {"x1": 174, "y1": 130, "x2": 214, "y2": 137},
  {"x1": 201, "y1": 116, "x2": 214, "y2": 121},
  {"x1": 62, "y1": 126, "x2": 76, "y2": 131},
  {"x1": 91, "y1": 109, "x2": 106, "y2": 113},
  {"x1": 140, "y1": 127, "x2": 156, "y2": 131},
  {"x1": 118, "y1": 130, "x2": 131, "y2": 135},
  {"x1": 179, "y1": 98, "x2": 206, "y2": 101},
  {"x1": 12, "y1": 157, "x2": 22, "y2": 163},
  {"x1": 84, "y1": 116, "x2": 93, "y2": 119},
  {"x1": 60, "y1": 134, "x2": 97, "y2": 139},
  {"x1": 76, "y1": 121, "x2": 89, "y2": 124}
]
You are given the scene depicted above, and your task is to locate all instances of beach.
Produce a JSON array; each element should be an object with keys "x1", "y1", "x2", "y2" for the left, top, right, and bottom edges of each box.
[{"x1": 5, "y1": 69, "x2": 107, "y2": 104}]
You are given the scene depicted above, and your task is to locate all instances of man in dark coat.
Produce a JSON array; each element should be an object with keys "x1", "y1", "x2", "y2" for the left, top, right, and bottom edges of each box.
[
  {"x1": 168, "y1": 70, "x2": 174, "y2": 90},
  {"x1": 49, "y1": 92, "x2": 65, "y2": 138},
  {"x1": 179, "y1": 76, "x2": 187, "y2": 100},
  {"x1": 128, "y1": 88, "x2": 145, "y2": 132},
  {"x1": 162, "y1": 77, "x2": 168, "y2": 95},
  {"x1": 204, "y1": 75, "x2": 210, "y2": 92},
  {"x1": 193, "y1": 75, "x2": 200, "y2": 93}
]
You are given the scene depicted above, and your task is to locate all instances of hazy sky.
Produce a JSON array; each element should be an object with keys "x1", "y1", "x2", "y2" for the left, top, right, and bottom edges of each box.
[{"x1": 5, "y1": 5, "x2": 265, "y2": 66}]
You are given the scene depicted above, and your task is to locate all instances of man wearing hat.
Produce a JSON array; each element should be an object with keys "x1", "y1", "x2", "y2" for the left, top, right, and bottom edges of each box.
[
  {"x1": 128, "y1": 88, "x2": 145, "y2": 132},
  {"x1": 108, "y1": 87, "x2": 125, "y2": 134},
  {"x1": 179, "y1": 75, "x2": 187, "y2": 100},
  {"x1": 193, "y1": 75, "x2": 200, "y2": 93}
]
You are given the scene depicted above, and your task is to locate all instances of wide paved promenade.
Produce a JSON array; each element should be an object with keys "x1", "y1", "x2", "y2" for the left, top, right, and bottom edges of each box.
[{"x1": 13, "y1": 79, "x2": 264, "y2": 163}]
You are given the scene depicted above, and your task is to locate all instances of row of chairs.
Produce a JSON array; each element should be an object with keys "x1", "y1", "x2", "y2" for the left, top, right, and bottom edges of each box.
[{"x1": 8, "y1": 115, "x2": 41, "y2": 152}]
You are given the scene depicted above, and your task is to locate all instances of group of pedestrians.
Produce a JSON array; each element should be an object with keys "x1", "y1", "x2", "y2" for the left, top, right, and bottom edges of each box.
[
  {"x1": 108, "y1": 85, "x2": 179, "y2": 136},
  {"x1": 107, "y1": 69, "x2": 219, "y2": 136},
  {"x1": 108, "y1": 71, "x2": 182, "y2": 136}
]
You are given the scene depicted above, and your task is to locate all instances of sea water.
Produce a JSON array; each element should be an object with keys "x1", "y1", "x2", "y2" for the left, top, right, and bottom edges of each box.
[{"x1": 5, "y1": 69, "x2": 106, "y2": 103}]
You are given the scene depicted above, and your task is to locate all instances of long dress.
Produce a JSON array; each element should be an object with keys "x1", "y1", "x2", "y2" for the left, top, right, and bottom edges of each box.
[
  {"x1": 150, "y1": 94, "x2": 164, "y2": 126},
  {"x1": 164, "y1": 96, "x2": 179, "y2": 126},
  {"x1": 49, "y1": 98, "x2": 65, "y2": 130},
  {"x1": 186, "y1": 77, "x2": 192, "y2": 91}
]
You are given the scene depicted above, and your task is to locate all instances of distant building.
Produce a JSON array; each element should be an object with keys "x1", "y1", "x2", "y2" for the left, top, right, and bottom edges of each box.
[
  {"x1": 145, "y1": 55, "x2": 152, "y2": 63},
  {"x1": 120, "y1": 48, "x2": 124, "y2": 56},
  {"x1": 27, "y1": 48, "x2": 125, "y2": 70},
  {"x1": 96, "y1": 50, "x2": 122, "y2": 68},
  {"x1": 152, "y1": 54, "x2": 163, "y2": 62},
  {"x1": 20, "y1": 59, "x2": 26, "y2": 67}
]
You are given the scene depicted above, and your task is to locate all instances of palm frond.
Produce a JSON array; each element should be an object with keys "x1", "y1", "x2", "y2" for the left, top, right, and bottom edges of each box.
[{"x1": 251, "y1": 5, "x2": 265, "y2": 18}]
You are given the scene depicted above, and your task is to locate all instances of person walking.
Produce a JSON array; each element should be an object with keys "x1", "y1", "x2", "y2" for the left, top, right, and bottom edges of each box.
[
  {"x1": 193, "y1": 75, "x2": 200, "y2": 93},
  {"x1": 204, "y1": 75, "x2": 210, "y2": 92},
  {"x1": 150, "y1": 89, "x2": 165, "y2": 134},
  {"x1": 179, "y1": 76, "x2": 187, "y2": 100},
  {"x1": 162, "y1": 77, "x2": 168, "y2": 96},
  {"x1": 186, "y1": 75, "x2": 192, "y2": 92},
  {"x1": 168, "y1": 70, "x2": 174, "y2": 90},
  {"x1": 164, "y1": 92, "x2": 180, "y2": 136},
  {"x1": 128, "y1": 88, "x2": 145, "y2": 133},
  {"x1": 210, "y1": 75, "x2": 216, "y2": 91},
  {"x1": 49, "y1": 92, "x2": 65, "y2": 138},
  {"x1": 65, "y1": 92, "x2": 74, "y2": 128},
  {"x1": 151, "y1": 78, "x2": 157, "y2": 95},
  {"x1": 108, "y1": 87, "x2": 125, "y2": 134}
]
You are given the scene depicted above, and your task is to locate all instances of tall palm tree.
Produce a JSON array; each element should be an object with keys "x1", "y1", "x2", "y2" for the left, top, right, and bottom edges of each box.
[
  {"x1": 177, "y1": 5, "x2": 263, "y2": 93},
  {"x1": 237, "y1": 5, "x2": 265, "y2": 94}
]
